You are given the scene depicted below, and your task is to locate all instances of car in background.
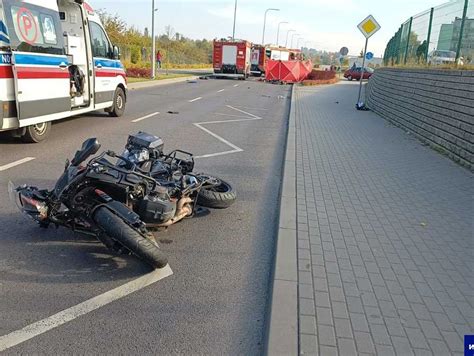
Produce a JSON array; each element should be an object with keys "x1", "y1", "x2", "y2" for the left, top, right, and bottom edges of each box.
[
  {"x1": 344, "y1": 67, "x2": 374, "y2": 81},
  {"x1": 428, "y1": 50, "x2": 456, "y2": 65}
]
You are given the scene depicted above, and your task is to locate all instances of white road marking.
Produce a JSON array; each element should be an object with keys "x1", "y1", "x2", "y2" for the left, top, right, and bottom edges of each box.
[
  {"x1": 0, "y1": 265, "x2": 173, "y2": 352},
  {"x1": 226, "y1": 105, "x2": 261, "y2": 119},
  {"x1": 233, "y1": 84, "x2": 239, "y2": 87},
  {"x1": 188, "y1": 97, "x2": 202, "y2": 103},
  {"x1": 131, "y1": 112, "x2": 160, "y2": 123},
  {"x1": 0, "y1": 157, "x2": 36, "y2": 172},
  {"x1": 195, "y1": 150, "x2": 244, "y2": 159},
  {"x1": 193, "y1": 123, "x2": 242, "y2": 153},
  {"x1": 217, "y1": 89, "x2": 225, "y2": 93},
  {"x1": 215, "y1": 113, "x2": 256, "y2": 119},
  {"x1": 232, "y1": 106, "x2": 268, "y2": 111},
  {"x1": 193, "y1": 106, "x2": 263, "y2": 159}
]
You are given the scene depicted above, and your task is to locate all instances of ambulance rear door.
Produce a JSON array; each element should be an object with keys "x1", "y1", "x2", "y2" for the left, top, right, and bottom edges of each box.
[{"x1": 3, "y1": 0, "x2": 70, "y2": 122}]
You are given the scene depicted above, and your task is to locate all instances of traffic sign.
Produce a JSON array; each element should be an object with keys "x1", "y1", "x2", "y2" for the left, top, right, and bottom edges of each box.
[
  {"x1": 339, "y1": 47, "x2": 349, "y2": 56},
  {"x1": 366, "y1": 52, "x2": 374, "y2": 60},
  {"x1": 357, "y1": 15, "x2": 381, "y2": 39}
]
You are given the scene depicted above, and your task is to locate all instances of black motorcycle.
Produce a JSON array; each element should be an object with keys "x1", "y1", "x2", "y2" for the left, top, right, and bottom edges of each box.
[
  {"x1": 9, "y1": 134, "x2": 236, "y2": 268},
  {"x1": 117, "y1": 132, "x2": 237, "y2": 211}
]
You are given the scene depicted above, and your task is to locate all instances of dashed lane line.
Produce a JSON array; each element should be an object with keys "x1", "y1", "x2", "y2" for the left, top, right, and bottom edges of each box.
[
  {"x1": 188, "y1": 97, "x2": 203, "y2": 103},
  {"x1": 233, "y1": 84, "x2": 239, "y2": 87},
  {"x1": 0, "y1": 265, "x2": 173, "y2": 352},
  {"x1": 131, "y1": 112, "x2": 160, "y2": 123},
  {"x1": 217, "y1": 89, "x2": 225, "y2": 93},
  {"x1": 0, "y1": 157, "x2": 36, "y2": 172}
]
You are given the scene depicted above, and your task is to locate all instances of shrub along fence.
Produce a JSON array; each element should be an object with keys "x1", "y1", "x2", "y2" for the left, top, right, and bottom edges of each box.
[{"x1": 366, "y1": 68, "x2": 474, "y2": 170}]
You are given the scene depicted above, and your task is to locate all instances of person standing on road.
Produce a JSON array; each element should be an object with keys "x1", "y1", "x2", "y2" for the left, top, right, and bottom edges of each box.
[{"x1": 156, "y1": 50, "x2": 162, "y2": 69}]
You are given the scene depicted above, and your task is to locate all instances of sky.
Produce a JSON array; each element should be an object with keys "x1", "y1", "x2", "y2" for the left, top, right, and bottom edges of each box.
[{"x1": 90, "y1": 0, "x2": 450, "y2": 57}]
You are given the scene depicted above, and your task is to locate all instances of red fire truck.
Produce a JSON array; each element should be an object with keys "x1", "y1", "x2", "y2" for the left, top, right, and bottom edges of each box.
[
  {"x1": 213, "y1": 40, "x2": 251, "y2": 79},
  {"x1": 250, "y1": 45, "x2": 267, "y2": 76}
]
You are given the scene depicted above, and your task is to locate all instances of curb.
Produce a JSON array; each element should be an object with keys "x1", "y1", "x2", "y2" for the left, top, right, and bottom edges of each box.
[
  {"x1": 265, "y1": 84, "x2": 298, "y2": 356},
  {"x1": 128, "y1": 76, "x2": 200, "y2": 90}
]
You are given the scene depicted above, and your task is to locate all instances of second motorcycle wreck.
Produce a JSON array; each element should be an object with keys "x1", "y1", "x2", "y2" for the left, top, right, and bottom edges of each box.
[{"x1": 9, "y1": 132, "x2": 237, "y2": 269}]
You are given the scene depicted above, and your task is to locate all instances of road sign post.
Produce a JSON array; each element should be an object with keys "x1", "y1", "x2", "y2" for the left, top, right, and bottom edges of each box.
[{"x1": 356, "y1": 15, "x2": 380, "y2": 110}]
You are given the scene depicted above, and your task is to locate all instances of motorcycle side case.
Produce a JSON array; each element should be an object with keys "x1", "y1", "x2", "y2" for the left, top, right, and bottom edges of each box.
[
  {"x1": 137, "y1": 196, "x2": 176, "y2": 224},
  {"x1": 128, "y1": 132, "x2": 164, "y2": 151}
]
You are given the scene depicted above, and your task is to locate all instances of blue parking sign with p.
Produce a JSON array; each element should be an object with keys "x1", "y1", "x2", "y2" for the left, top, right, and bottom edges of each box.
[{"x1": 465, "y1": 335, "x2": 474, "y2": 356}]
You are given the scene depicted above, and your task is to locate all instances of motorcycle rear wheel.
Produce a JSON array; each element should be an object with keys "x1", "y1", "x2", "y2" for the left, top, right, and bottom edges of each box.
[
  {"x1": 94, "y1": 208, "x2": 168, "y2": 269},
  {"x1": 197, "y1": 175, "x2": 237, "y2": 209}
]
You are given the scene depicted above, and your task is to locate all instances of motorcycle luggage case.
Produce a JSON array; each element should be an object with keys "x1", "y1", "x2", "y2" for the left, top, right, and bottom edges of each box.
[
  {"x1": 137, "y1": 196, "x2": 176, "y2": 224},
  {"x1": 128, "y1": 132, "x2": 164, "y2": 151}
]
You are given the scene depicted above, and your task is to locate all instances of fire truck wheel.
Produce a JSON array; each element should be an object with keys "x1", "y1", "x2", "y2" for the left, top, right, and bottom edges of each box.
[
  {"x1": 21, "y1": 122, "x2": 51, "y2": 143},
  {"x1": 108, "y1": 87, "x2": 126, "y2": 117}
]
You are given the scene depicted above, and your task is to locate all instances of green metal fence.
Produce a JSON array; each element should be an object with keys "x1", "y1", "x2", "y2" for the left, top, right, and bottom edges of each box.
[{"x1": 384, "y1": 0, "x2": 473, "y2": 66}]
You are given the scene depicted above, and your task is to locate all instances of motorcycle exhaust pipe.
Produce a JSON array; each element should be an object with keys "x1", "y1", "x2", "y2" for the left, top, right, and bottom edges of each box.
[{"x1": 156, "y1": 197, "x2": 193, "y2": 227}]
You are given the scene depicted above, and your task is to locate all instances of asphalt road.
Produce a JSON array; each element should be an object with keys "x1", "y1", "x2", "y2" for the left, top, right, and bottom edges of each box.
[{"x1": 0, "y1": 78, "x2": 291, "y2": 354}]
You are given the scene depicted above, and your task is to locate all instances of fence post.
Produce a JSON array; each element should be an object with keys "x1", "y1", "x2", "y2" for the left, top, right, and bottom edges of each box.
[
  {"x1": 404, "y1": 17, "x2": 413, "y2": 64},
  {"x1": 456, "y1": 0, "x2": 469, "y2": 62},
  {"x1": 425, "y1": 8, "x2": 434, "y2": 62}
]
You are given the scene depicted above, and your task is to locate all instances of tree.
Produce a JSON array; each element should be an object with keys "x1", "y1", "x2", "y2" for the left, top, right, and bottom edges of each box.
[
  {"x1": 96, "y1": 9, "x2": 126, "y2": 45},
  {"x1": 96, "y1": 10, "x2": 213, "y2": 67}
]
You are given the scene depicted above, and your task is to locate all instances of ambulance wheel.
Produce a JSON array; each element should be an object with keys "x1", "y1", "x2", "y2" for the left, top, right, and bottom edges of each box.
[
  {"x1": 21, "y1": 122, "x2": 51, "y2": 143},
  {"x1": 108, "y1": 87, "x2": 126, "y2": 117}
]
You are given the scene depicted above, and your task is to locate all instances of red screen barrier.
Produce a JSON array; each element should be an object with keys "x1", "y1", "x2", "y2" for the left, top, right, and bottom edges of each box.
[{"x1": 265, "y1": 60, "x2": 313, "y2": 83}]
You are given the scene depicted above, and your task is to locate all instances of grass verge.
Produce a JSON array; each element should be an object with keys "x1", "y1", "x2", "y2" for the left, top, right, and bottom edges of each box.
[{"x1": 127, "y1": 73, "x2": 191, "y2": 83}]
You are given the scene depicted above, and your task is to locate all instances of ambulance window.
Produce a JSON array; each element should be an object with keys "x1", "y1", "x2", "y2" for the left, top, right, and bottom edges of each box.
[
  {"x1": 0, "y1": 3, "x2": 8, "y2": 50},
  {"x1": 41, "y1": 15, "x2": 57, "y2": 45},
  {"x1": 90, "y1": 22, "x2": 111, "y2": 58},
  {"x1": 2, "y1": 1, "x2": 64, "y2": 54}
]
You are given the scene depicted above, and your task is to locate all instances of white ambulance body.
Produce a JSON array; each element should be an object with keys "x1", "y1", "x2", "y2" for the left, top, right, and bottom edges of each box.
[{"x1": 0, "y1": 0, "x2": 127, "y2": 142}]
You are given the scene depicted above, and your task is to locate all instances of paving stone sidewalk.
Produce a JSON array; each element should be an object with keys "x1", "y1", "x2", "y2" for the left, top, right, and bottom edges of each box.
[{"x1": 292, "y1": 83, "x2": 473, "y2": 355}]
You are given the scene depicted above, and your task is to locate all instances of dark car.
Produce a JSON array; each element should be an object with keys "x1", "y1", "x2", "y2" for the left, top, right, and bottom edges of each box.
[{"x1": 344, "y1": 67, "x2": 374, "y2": 81}]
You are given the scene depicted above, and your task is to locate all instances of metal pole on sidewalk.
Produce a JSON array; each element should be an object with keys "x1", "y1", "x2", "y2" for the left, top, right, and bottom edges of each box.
[
  {"x1": 357, "y1": 37, "x2": 368, "y2": 106},
  {"x1": 151, "y1": 0, "x2": 156, "y2": 79}
]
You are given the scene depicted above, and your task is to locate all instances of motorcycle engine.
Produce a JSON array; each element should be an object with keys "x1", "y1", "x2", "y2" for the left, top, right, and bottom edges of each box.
[{"x1": 136, "y1": 186, "x2": 176, "y2": 225}]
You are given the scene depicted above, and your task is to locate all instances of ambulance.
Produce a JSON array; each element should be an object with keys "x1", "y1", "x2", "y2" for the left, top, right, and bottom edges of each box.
[{"x1": 0, "y1": 0, "x2": 127, "y2": 142}]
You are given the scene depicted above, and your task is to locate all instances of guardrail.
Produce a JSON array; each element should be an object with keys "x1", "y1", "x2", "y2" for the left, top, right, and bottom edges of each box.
[{"x1": 366, "y1": 68, "x2": 473, "y2": 170}]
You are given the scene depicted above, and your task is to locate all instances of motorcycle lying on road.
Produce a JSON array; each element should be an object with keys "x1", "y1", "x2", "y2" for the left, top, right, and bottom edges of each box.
[{"x1": 9, "y1": 134, "x2": 236, "y2": 268}]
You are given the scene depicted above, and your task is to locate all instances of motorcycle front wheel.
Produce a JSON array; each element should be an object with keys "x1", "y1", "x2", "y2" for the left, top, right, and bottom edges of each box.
[{"x1": 94, "y1": 208, "x2": 168, "y2": 269}]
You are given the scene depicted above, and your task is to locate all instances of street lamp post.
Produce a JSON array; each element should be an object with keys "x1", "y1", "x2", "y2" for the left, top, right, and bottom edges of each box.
[
  {"x1": 297, "y1": 37, "x2": 304, "y2": 49},
  {"x1": 262, "y1": 8, "x2": 279, "y2": 45},
  {"x1": 290, "y1": 33, "x2": 299, "y2": 48},
  {"x1": 232, "y1": 0, "x2": 237, "y2": 40},
  {"x1": 151, "y1": 1, "x2": 157, "y2": 79},
  {"x1": 276, "y1": 21, "x2": 288, "y2": 47},
  {"x1": 285, "y1": 29, "x2": 295, "y2": 47}
]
